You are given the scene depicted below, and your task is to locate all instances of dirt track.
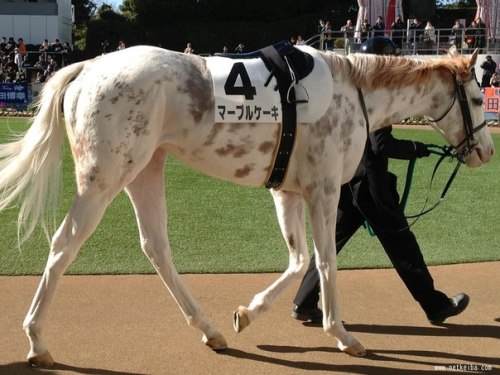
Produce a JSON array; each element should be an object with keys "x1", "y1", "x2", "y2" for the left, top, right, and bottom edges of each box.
[{"x1": 1, "y1": 262, "x2": 499, "y2": 375}]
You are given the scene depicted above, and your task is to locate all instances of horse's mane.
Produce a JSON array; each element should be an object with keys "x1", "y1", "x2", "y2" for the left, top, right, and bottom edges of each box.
[{"x1": 323, "y1": 51, "x2": 475, "y2": 91}]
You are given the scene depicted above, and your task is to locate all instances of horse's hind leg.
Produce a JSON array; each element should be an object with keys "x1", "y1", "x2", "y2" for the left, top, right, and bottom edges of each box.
[
  {"x1": 234, "y1": 190, "x2": 309, "y2": 331},
  {"x1": 125, "y1": 148, "x2": 226, "y2": 350},
  {"x1": 24, "y1": 189, "x2": 112, "y2": 367}
]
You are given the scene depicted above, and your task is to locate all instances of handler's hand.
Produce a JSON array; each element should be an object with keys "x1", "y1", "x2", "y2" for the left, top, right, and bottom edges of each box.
[{"x1": 414, "y1": 142, "x2": 431, "y2": 158}]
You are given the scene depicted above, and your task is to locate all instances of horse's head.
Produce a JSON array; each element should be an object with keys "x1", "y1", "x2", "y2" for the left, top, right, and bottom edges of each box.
[{"x1": 427, "y1": 48, "x2": 494, "y2": 167}]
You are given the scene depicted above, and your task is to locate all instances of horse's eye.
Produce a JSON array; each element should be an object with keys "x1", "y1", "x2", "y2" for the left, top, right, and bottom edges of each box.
[{"x1": 472, "y1": 98, "x2": 483, "y2": 106}]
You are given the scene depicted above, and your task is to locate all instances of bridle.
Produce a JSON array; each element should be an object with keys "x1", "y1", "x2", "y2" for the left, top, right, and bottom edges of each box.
[{"x1": 430, "y1": 70, "x2": 487, "y2": 164}]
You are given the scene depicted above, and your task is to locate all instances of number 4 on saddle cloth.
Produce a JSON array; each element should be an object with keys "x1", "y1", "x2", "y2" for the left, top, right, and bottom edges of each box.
[
  {"x1": 207, "y1": 41, "x2": 333, "y2": 124},
  {"x1": 206, "y1": 41, "x2": 334, "y2": 188}
]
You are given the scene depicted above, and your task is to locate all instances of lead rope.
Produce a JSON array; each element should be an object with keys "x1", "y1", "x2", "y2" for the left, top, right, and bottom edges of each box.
[
  {"x1": 355, "y1": 87, "x2": 376, "y2": 235},
  {"x1": 403, "y1": 144, "x2": 461, "y2": 219}
]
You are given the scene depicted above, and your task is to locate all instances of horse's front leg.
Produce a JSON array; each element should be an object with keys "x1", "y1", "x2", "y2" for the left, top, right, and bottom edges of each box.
[
  {"x1": 233, "y1": 190, "x2": 309, "y2": 332},
  {"x1": 306, "y1": 182, "x2": 366, "y2": 356}
]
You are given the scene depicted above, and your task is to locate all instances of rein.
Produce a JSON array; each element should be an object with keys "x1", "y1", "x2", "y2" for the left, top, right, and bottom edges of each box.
[
  {"x1": 355, "y1": 67, "x2": 486, "y2": 236},
  {"x1": 402, "y1": 144, "x2": 461, "y2": 220}
]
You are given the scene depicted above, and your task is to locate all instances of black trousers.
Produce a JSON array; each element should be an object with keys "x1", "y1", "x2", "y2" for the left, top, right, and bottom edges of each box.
[{"x1": 293, "y1": 184, "x2": 450, "y2": 316}]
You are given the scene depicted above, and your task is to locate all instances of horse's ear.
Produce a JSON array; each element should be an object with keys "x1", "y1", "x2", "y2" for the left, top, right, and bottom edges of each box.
[
  {"x1": 470, "y1": 48, "x2": 479, "y2": 66},
  {"x1": 448, "y1": 45, "x2": 459, "y2": 57}
]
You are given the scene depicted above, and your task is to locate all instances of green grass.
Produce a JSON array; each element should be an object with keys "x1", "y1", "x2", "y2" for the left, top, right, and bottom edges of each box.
[{"x1": 0, "y1": 118, "x2": 499, "y2": 275}]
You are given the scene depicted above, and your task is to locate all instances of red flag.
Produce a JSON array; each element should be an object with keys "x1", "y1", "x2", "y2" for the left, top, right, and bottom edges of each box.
[{"x1": 385, "y1": 0, "x2": 396, "y2": 32}]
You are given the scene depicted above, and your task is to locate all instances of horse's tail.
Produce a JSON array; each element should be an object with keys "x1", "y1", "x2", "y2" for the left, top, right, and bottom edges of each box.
[{"x1": 0, "y1": 61, "x2": 86, "y2": 246}]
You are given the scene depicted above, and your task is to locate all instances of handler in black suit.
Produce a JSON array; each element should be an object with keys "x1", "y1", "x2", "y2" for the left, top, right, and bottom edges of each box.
[{"x1": 292, "y1": 37, "x2": 469, "y2": 325}]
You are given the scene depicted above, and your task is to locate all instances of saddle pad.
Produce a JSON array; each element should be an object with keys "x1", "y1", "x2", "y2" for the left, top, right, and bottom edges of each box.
[{"x1": 206, "y1": 45, "x2": 333, "y2": 124}]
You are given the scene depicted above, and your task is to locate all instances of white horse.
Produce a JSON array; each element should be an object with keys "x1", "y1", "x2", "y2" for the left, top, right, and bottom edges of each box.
[{"x1": 0, "y1": 45, "x2": 493, "y2": 367}]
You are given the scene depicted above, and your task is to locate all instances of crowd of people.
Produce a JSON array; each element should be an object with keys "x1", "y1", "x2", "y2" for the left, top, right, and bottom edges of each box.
[
  {"x1": 316, "y1": 16, "x2": 491, "y2": 54},
  {"x1": 183, "y1": 42, "x2": 249, "y2": 55},
  {"x1": 0, "y1": 36, "x2": 72, "y2": 84},
  {"x1": 449, "y1": 17, "x2": 487, "y2": 52}
]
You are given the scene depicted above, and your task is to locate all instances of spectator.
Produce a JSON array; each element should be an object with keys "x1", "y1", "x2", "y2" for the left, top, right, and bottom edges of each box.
[
  {"x1": 51, "y1": 38, "x2": 63, "y2": 52},
  {"x1": 472, "y1": 17, "x2": 486, "y2": 52},
  {"x1": 116, "y1": 40, "x2": 126, "y2": 51},
  {"x1": 480, "y1": 55, "x2": 497, "y2": 88},
  {"x1": 423, "y1": 20, "x2": 436, "y2": 52},
  {"x1": 318, "y1": 18, "x2": 326, "y2": 34},
  {"x1": 183, "y1": 42, "x2": 194, "y2": 54},
  {"x1": 391, "y1": 15, "x2": 405, "y2": 49},
  {"x1": 490, "y1": 72, "x2": 500, "y2": 88},
  {"x1": 39, "y1": 39, "x2": 50, "y2": 53},
  {"x1": 4, "y1": 55, "x2": 18, "y2": 82},
  {"x1": 35, "y1": 70, "x2": 46, "y2": 83},
  {"x1": 408, "y1": 18, "x2": 423, "y2": 47},
  {"x1": 360, "y1": 18, "x2": 372, "y2": 42},
  {"x1": 235, "y1": 43, "x2": 245, "y2": 53},
  {"x1": 62, "y1": 42, "x2": 72, "y2": 66},
  {"x1": 451, "y1": 19, "x2": 465, "y2": 51},
  {"x1": 14, "y1": 47, "x2": 23, "y2": 69},
  {"x1": 0, "y1": 37, "x2": 7, "y2": 53},
  {"x1": 44, "y1": 57, "x2": 58, "y2": 80},
  {"x1": 101, "y1": 40, "x2": 110, "y2": 54},
  {"x1": 222, "y1": 46, "x2": 229, "y2": 54},
  {"x1": 34, "y1": 54, "x2": 48, "y2": 71},
  {"x1": 323, "y1": 21, "x2": 334, "y2": 50},
  {"x1": 340, "y1": 19, "x2": 355, "y2": 54},
  {"x1": 373, "y1": 16, "x2": 385, "y2": 37},
  {"x1": 48, "y1": 57, "x2": 58, "y2": 71},
  {"x1": 5, "y1": 37, "x2": 15, "y2": 54},
  {"x1": 465, "y1": 21, "x2": 476, "y2": 51},
  {"x1": 17, "y1": 38, "x2": 27, "y2": 57},
  {"x1": 296, "y1": 35, "x2": 306, "y2": 45}
]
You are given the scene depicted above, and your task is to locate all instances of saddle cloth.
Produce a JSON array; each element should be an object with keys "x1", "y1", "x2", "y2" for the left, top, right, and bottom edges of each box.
[{"x1": 206, "y1": 45, "x2": 334, "y2": 124}]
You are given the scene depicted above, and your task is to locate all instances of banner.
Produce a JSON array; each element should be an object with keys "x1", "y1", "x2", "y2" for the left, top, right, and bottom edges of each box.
[
  {"x1": 490, "y1": 0, "x2": 499, "y2": 40},
  {"x1": 370, "y1": 0, "x2": 386, "y2": 24},
  {"x1": 484, "y1": 87, "x2": 500, "y2": 113},
  {"x1": 475, "y1": 0, "x2": 500, "y2": 40},
  {"x1": 385, "y1": 0, "x2": 397, "y2": 33},
  {"x1": 355, "y1": 0, "x2": 369, "y2": 39},
  {"x1": 0, "y1": 83, "x2": 29, "y2": 105}
]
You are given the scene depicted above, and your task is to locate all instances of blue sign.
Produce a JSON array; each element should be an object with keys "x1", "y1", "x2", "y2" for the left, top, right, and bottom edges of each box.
[{"x1": 0, "y1": 83, "x2": 29, "y2": 104}]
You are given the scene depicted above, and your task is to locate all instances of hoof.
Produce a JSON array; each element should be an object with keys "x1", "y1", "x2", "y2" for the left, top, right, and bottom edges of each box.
[
  {"x1": 342, "y1": 342, "x2": 367, "y2": 357},
  {"x1": 203, "y1": 333, "x2": 228, "y2": 351},
  {"x1": 28, "y1": 351, "x2": 55, "y2": 368},
  {"x1": 233, "y1": 306, "x2": 250, "y2": 333}
]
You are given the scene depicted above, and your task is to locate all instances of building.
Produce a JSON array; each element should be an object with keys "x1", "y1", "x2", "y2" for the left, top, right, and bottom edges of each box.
[{"x1": 0, "y1": 0, "x2": 72, "y2": 45}]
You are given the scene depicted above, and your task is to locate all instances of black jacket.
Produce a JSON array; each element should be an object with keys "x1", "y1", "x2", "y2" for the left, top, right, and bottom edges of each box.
[{"x1": 349, "y1": 125, "x2": 425, "y2": 223}]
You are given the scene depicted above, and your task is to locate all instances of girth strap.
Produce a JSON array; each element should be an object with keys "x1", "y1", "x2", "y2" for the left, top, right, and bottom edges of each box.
[{"x1": 261, "y1": 45, "x2": 297, "y2": 189}]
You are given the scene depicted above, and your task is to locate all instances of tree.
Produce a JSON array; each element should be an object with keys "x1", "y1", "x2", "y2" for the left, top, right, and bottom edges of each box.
[
  {"x1": 84, "y1": 4, "x2": 133, "y2": 57},
  {"x1": 72, "y1": 0, "x2": 97, "y2": 24},
  {"x1": 96, "y1": 0, "x2": 351, "y2": 53}
]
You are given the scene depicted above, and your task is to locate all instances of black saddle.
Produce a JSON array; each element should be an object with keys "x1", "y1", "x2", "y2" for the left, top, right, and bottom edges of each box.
[{"x1": 216, "y1": 41, "x2": 314, "y2": 82}]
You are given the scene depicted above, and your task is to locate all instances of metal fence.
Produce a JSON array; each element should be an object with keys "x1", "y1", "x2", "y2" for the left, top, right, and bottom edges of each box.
[{"x1": 310, "y1": 28, "x2": 500, "y2": 55}]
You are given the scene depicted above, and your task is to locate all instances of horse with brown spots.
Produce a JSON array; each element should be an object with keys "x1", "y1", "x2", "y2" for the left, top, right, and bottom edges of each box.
[{"x1": 0, "y1": 45, "x2": 493, "y2": 367}]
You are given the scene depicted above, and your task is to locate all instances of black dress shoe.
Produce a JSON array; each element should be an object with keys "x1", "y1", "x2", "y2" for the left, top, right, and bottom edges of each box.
[
  {"x1": 427, "y1": 293, "x2": 470, "y2": 325},
  {"x1": 292, "y1": 304, "x2": 323, "y2": 324}
]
